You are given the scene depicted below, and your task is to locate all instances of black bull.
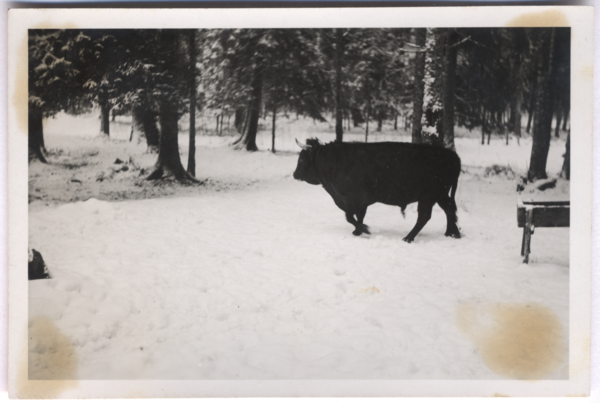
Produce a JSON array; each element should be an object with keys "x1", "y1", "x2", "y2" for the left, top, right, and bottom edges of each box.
[{"x1": 293, "y1": 139, "x2": 461, "y2": 243}]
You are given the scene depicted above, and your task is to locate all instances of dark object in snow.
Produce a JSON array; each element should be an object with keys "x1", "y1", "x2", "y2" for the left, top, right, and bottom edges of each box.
[
  {"x1": 519, "y1": 177, "x2": 557, "y2": 193},
  {"x1": 29, "y1": 249, "x2": 51, "y2": 280},
  {"x1": 533, "y1": 178, "x2": 557, "y2": 191},
  {"x1": 114, "y1": 158, "x2": 124, "y2": 164},
  {"x1": 517, "y1": 199, "x2": 569, "y2": 264},
  {"x1": 293, "y1": 138, "x2": 461, "y2": 243},
  {"x1": 121, "y1": 165, "x2": 129, "y2": 172},
  {"x1": 70, "y1": 178, "x2": 82, "y2": 184}
]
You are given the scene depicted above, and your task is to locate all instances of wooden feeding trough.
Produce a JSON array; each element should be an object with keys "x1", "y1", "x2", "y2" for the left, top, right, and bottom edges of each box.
[{"x1": 517, "y1": 199, "x2": 570, "y2": 264}]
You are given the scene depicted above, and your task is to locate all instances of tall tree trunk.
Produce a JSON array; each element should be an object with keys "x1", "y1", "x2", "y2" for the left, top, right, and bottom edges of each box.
[
  {"x1": 411, "y1": 28, "x2": 427, "y2": 144},
  {"x1": 511, "y1": 30, "x2": 525, "y2": 140},
  {"x1": 334, "y1": 28, "x2": 344, "y2": 142},
  {"x1": 481, "y1": 110, "x2": 486, "y2": 145},
  {"x1": 561, "y1": 103, "x2": 569, "y2": 130},
  {"x1": 132, "y1": 104, "x2": 160, "y2": 153},
  {"x1": 528, "y1": 29, "x2": 556, "y2": 182},
  {"x1": 364, "y1": 78, "x2": 370, "y2": 142},
  {"x1": 377, "y1": 114, "x2": 383, "y2": 132},
  {"x1": 441, "y1": 30, "x2": 458, "y2": 151},
  {"x1": 271, "y1": 105, "x2": 277, "y2": 153},
  {"x1": 347, "y1": 110, "x2": 351, "y2": 131},
  {"x1": 514, "y1": 96, "x2": 522, "y2": 138},
  {"x1": 525, "y1": 80, "x2": 537, "y2": 134},
  {"x1": 146, "y1": 100, "x2": 196, "y2": 182},
  {"x1": 554, "y1": 104, "x2": 562, "y2": 138},
  {"x1": 234, "y1": 107, "x2": 245, "y2": 133},
  {"x1": 187, "y1": 29, "x2": 197, "y2": 177},
  {"x1": 559, "y1": 131, "x2": 570, "y2": 180},
  {"x1": 99, "y1": 95, "x2": 110, "y2": 137},
  {"x1": 233, "y1": 59, "x2": 263, "y2": 151},
  {"x1": 28, "y1": 105, "x2": 48, "y2": 163},
  {"x1": 394, "y1": 113, "x2": 398, "y2": 130}
]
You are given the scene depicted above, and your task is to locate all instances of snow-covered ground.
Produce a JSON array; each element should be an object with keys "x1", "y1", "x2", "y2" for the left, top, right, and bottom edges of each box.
[{"x1": 29, "y1": 112, "x2": 570, "y2": 380}]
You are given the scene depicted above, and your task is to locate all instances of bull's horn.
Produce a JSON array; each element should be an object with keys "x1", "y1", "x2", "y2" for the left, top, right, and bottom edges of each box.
[
  {"x1": 295, "y1": 138, "x2": 309, "y2": 150},
  {"x1": 316, "y1": 138, "x2": 325, "y2": 145}
]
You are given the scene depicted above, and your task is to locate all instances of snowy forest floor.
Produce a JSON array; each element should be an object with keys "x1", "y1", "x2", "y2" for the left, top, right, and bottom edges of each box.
[{"x1": 28, "y1": 112, "x2": 571, "y2": 380}]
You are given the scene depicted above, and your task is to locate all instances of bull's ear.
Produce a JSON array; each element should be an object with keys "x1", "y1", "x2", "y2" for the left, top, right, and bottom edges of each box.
[{"x1": 295, "y1": 138, "x2": 310, "y2": 150}]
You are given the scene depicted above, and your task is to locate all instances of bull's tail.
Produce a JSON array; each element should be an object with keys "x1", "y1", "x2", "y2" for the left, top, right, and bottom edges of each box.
[{"x1": 450, "y1": 163, "x2": 460, "y2": 225}]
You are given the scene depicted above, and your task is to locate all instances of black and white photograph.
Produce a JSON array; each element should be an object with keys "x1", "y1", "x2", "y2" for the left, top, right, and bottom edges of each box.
[{"x1": 7, "y1": 6, "x2": 593, "y2": 398}]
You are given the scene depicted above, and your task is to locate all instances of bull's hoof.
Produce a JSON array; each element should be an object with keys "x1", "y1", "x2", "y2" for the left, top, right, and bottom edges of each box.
[
  {"x1": 352, "y1": 229, "x2": 363, "y2": 236},
  {"x1": 445, "y1": 231, "x2": 461, "y2": 239},
  {"x1": 402, "y1": 236, "x2": 414, "y2": 243}
]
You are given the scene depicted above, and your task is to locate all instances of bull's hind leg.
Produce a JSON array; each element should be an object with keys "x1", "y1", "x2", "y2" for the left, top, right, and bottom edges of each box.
[
  {"x1": 402, "y1": 200, "x2": 434, "y2": 243},
  {"x1": 437, "y1": 194, "x2": 461, "y2": 238}
]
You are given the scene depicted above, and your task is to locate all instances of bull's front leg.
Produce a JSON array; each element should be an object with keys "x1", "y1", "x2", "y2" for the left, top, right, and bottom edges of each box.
[{"x1": 345, "y1": 211, "x2": 370, "y2": 236}]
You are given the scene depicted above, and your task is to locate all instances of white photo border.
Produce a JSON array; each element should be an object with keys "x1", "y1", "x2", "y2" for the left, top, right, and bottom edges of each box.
[{"x1": 8, "y1": 6, "x2": 593, "y2": 398}]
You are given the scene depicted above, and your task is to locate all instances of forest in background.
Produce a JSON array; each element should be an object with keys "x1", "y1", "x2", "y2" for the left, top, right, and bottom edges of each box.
[{"x1": 28, "y1": 27, "x2": 571, "y2": 183}]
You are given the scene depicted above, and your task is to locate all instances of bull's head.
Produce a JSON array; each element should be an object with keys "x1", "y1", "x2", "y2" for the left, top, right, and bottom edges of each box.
[{"x1": 293, "y1": 138, "x2": 322, "y2": 185}]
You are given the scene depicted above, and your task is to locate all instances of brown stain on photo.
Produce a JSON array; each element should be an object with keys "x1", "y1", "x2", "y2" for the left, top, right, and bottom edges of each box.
[
  {"x1": 16, "y1": 316, "x2": 78, "y2": 399},
  {"x1": 359, "y1": 286, "x2": 380, "y2": 293},
  {"x1": 506, "y1": 10, "x2": 569, "y2": 27},
  {"x1": 456, "y1": 303, "x2": 567, "y2": 380},
  {"x1": 13, "y1": 22, "x2": 79, "y2": 135}
]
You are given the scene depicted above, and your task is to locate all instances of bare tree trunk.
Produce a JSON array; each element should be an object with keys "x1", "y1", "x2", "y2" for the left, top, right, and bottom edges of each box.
[
  {"x1": 559, "y1": 131, "x2": 570, "y2": 180},
  {"x1": 334, "y1": 28, "x2": 344, "y2": 142},
  {"x1": 147, "y1": 100, "x2": 197, "y2": 182},
  {"x1": 28, "y1": 105, "x2": 48, "y2": 163},
  {"x1": 441, "y1": 30, "x2": 458, "y2": 151},
  {"x1": 233, "y1": 59, "x2": 263, "y2": 151},
  {"x1": 99, "y1": 95, "x2": 110, "y2": 137},
  {"x1": 528, "y1": 29, "x2": 556, "y2": 182},
  {"x1": 133, "y1": 104, "x2": 160, "y2": 153},
  {"x1": 511, "y1": 30, "x2": 525, "y2": 140},
  {"x1": 234, "y1": 107, "x2": 245, "y2": 133},
  {"x1": 554, "y1": 104, "x2": 562, "y2": 138},
  {"x1": 271, "y1": 105, "x2": 277, "y2": 153},
  {"x1": 481, "y1": 109, "x2": 486, "y2": 145},
  {"x1": 364, "y1": 78, "x2": 370, "y2": 142},
  {"x1": 514, "y1": 95, "x2": 522, "y2": 138},
  {"x1": 411, "y1": 28, "x2": 427, "y2": 144},
  {"x1": 187, "y1": 29, "x2": 197, "y2": 177},
  {"x1": 526, "y1": 80, "x2": 537, "y2": 134},
  {"x1": 562, "y1": 103, "x2": 569, "y2": 130}
]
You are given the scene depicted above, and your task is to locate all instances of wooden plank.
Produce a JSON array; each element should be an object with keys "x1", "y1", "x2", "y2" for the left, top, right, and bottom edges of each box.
[
  {"x1": 517, "y1": 205, "x2": 570, "y2": 228},
  {"x1": 522, "y1": 200, "x2": 570, "y2": 206}
]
